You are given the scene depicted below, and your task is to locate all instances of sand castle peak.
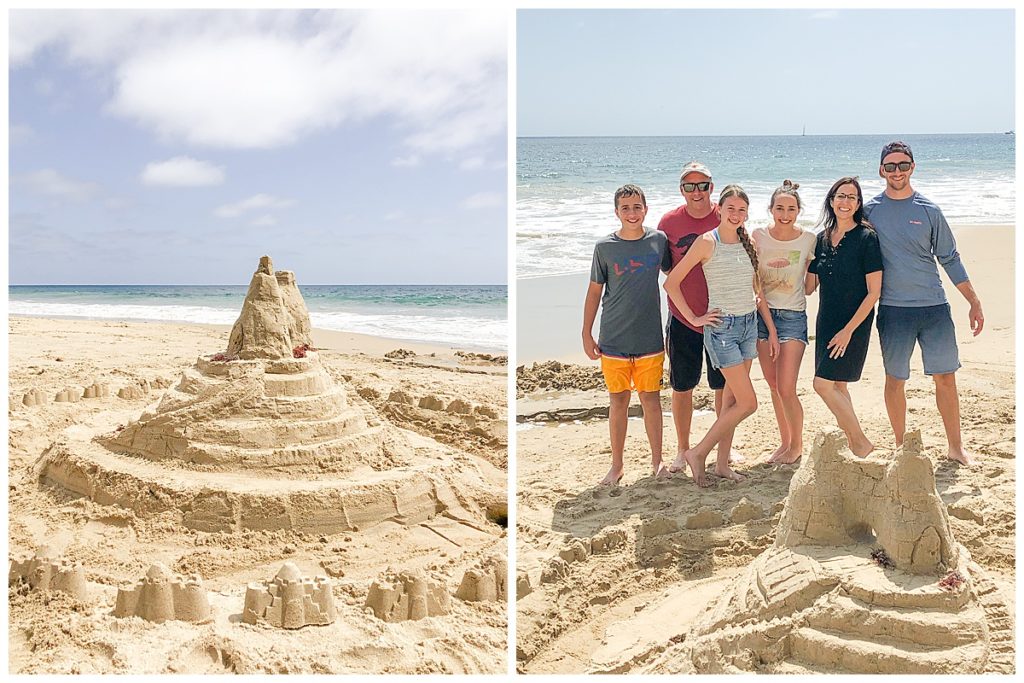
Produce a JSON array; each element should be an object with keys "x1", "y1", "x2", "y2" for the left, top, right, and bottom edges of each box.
[
  {"x1": 225, "y1": 255, "x2": 311, "y2": 360},
  {"x1": 778, "y1": 427, "x2": 954, "y2": 574}
]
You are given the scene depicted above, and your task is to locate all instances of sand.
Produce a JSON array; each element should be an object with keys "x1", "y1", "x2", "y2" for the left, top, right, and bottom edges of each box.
[
  {"x1": 8, "y1": 296, "x2": 508, "y2": 672},
  {"x1": 515, "y1": 225, "x2": 1015, "y2": 673}
]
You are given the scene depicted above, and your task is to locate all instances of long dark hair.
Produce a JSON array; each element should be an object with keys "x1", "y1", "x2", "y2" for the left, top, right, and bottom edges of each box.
[{"x1": 818, "y1": 176, "x2": 873, "y2": 246}]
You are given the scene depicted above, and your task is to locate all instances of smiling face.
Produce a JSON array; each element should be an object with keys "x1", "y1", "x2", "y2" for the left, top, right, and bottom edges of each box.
[
  {"x1": 680, "y1": 171, "x2": 713, "y2": 215},
  {"x1": 830, "y1": 182, "x2": 860, "y2": 222},
  {"x1": 880, "y1": 151, "x2": 915, "y2": 193},
  {"x1": 770, "y1": 193, "x2": 800, "y2": 228},
  {"x1": 614, "y1": 193, "x2": 648, "y2": 229},
  {"x1": 720, "y1": 195, "x2": 749, "y2": 227}
]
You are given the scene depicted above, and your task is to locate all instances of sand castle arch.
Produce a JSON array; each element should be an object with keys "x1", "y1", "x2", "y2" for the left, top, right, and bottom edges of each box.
[
  {"x1": 36, "y1": 256, "x2": 500, "y2": 536},
  {"x1": 779, "y1": 429, "x2": 956, "y2": 574}
]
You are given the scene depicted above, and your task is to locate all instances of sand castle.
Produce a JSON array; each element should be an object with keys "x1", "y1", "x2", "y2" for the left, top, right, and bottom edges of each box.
[
  {"x1": 113, "y1": 562, "x2": 211, "y2": 623},
  {"x1": 9, "y1": 545, "x2": 88, "y2": 600},
  {"x1": 242, "y1": 562, "x2": 336, "y2": 629},
  {"x1": 657, "y1": 430, "x2": 1014, "y2": 674},
  {"x1": 456, "y1": 555, "x2": 507, "y2": 603},
  {"x1": 36, "y1": 256, "x2": 498, "y2": 535},
  {"x1": 365, "y1": 569, "x2": 451, "y2": 622}
]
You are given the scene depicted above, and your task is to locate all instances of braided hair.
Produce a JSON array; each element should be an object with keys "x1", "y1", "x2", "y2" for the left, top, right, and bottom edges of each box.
[{"x1": 719, "y1": 184, "x2": 762, "y2": 294}]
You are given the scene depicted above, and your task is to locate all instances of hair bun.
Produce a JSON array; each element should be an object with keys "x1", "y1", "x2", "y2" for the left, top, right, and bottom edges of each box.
[{"x1": 781, "y1": 179, "x2": 800, "y2": 190}]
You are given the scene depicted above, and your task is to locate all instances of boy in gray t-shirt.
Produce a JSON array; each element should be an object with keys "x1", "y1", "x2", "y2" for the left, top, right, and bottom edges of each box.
[{"x1": 583, "y1": 184, "x2": 669, "y2": 486}]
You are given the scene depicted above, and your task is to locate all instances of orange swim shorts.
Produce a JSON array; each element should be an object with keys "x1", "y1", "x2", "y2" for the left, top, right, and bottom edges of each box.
[{"x1": 600, "y1": 351, "x2": 665, "y2": 393}]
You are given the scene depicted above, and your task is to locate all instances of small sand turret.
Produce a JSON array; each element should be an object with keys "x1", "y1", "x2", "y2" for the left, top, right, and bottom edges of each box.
[
  {"x1": 456, "y1": 555, "x2": 507, "y2": 603},
  {"x1": 113, "y1": 562, "x2": 211, "y2": 623},
  {"x1": 9, "y1": 545, "x2": 88, "y2": 600},
  {"x1": 365, "y1": 569, "x2": 450, "y2": 622},
  {"x1": 226, "y1": 256, "x2": 313, "y2": 360},
  {"x1": 242, "y1": 562, "x2": 336, "y2": 629}
]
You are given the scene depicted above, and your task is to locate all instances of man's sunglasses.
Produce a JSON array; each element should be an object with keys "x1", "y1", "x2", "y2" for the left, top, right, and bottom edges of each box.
[
  {"x1": 882, "y1": 161, "x2": 912, "y2": 173},
  {"x1": 681, "y1": 181, "x2": 711, "y2": 192}
]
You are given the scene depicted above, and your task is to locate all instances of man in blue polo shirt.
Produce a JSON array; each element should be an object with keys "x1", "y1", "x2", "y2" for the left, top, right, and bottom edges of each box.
[{"x1": 863, "y1": 141, "x2": 984, "y2": 466}]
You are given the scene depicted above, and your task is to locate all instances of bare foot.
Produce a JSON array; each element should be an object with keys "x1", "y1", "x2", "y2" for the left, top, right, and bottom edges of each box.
[
  {"x1": 766, "y1": 443, "x2": 789, "y2": 463},
  {"x1": 713, "y1": 465, "x2": 746, "y2": 482},
  {"x1": 600, "y1": 466, "x2": 624, "y2": 486},
  {"x1": 849, "y1": 437, "x2": 874, "y2": 458},
  {"x1": 947, "y1": 446, "x2": 975, "y2": 466},
  {"x1": 683, "y1": 450, "x2": 710, "y2": 488},
  {"x1": 769, "y1": 444, "x2": 802, "y2": 465},
  {"x1": 668, "y1": 454, "x2": 687, "y2": 474},
  {"x1": 653, "y1": 463, "x2": 672, "y2": 479}
]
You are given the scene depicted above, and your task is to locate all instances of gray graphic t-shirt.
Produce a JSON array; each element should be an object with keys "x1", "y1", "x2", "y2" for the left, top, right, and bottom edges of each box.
[{"x1": 590, "y1": 228, "x2": 667, "y2": 357}]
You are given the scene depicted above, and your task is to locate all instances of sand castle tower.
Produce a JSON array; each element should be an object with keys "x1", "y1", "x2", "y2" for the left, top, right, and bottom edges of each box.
[
  {"x1": 36, "y1": 256, "x2": 501, "y2": 536},
  {"x1": 242, "y1": 562, "x2": 336, "y2": 629},
  {"x1": 9, "y1": 545, "x2": 88, "y2": 600},
  {"x1": 113, "y1": 562, "x2": 211, "y2": 624},
  {"x1": 456, "y1": 555, "x2": 507, "y2": 603},
  {"x1": 365, "y1": 569, "x2": 451, "y2": 622},
  {"x1": 656, "y1": 430, "x2": 1014, "y2": 674}
]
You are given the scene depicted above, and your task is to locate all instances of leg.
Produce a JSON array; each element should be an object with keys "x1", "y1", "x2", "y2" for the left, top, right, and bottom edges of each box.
[
  {"x1": 683, "y1": 361, "x2": 757, "y2": 487},
  {"x1": 669, "y1": 389, "x2": 693, "y2": 472},
  {"x1": 638, "y1": 391, "x2": 667, "y2": 477},
  {"x1": 933, "y1": 372, "x2": 973, "y2": 465},
  {"x1": 757, "y1": 339, "x2": 790, "y2": 460},
  {"x1": 813, "y1": 377, "x2": 873, "y2": 457},
  {"x1": 714, "y1": 387, "x2": 742, "y2": 463},
  {"x1": 771, "y1": 341, "x2": 806, "y2": 464},
  {"x1": 884, "y1": 374, "x2": 907, "y2": 447},
  {"x1": 602, "y1": 390, "x2": 631, "y2": 485}
]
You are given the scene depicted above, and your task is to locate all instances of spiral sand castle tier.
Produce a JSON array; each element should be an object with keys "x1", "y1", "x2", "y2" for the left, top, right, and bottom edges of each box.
[
  {"x1": 36, "y1": 257, "x2": 500, "y2": 534},
  {"x1": 657, "y1": 430, "x2": 1014, "y2": 674}
]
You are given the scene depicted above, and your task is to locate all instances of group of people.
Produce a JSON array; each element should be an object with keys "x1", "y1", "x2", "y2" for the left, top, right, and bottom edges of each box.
[{"x1": 582, "y1": 141, "x2": 984, "y2": 488}]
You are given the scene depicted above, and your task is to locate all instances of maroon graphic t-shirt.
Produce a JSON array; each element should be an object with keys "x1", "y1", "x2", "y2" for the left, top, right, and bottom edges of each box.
[{"x1": 657, "y1": 203, "x2": 721, "y2": 332}]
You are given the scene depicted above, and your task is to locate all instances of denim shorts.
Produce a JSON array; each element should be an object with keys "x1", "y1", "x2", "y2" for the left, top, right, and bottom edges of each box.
[
  {"x1": 757, "y1": 308, "x2": 809, "y2": 345},
  {"x1": 876, "y1": 303, "x2": 960, "y2": 380},
  {"x1": 703, "y1": 311, "x2": 758, "y2": 370}
]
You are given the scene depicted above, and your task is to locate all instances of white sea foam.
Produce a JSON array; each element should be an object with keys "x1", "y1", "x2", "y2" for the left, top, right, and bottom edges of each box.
[{"x1": 8, "y1": 301, "x2": 507, "y2": 351}]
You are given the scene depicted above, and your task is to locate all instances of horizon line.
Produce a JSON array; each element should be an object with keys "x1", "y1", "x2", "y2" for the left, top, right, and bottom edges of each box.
[{"x1": 517, "y1": 130, "x2": 1014, "y2": 139}]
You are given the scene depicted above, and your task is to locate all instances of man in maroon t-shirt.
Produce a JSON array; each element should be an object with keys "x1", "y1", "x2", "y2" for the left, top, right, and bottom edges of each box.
[{"x1": 658, "y1": 161, "x2": 739, "y2": 474}]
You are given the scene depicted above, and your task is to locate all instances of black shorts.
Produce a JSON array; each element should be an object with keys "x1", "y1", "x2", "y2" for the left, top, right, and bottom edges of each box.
[{"x1": 666, "y1": 316, "x2": 725, "y2": 392}]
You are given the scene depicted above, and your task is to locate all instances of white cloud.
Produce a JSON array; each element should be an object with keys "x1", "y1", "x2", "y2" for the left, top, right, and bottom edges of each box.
[
  {"x1": 16, "y1": 169, "x2": 100, "y2": 201},
  {"x1": 391, "y1": 154, "x2": 421, "y2": 167},
  {"x1": 215, "y1": 193, "x2": 294, "y2": 218},
  {"x1": 460, "y1": 191, "x2": 503, "y2": 210},
  {"x1": 11, "y1": 10, "x2": 506, "y2": 154},
  {"x1": 250, "y1": 215, "x2": 277, "y2": 227},
  {"x1": 10, "y1": 124, "x2": 35, "y2": 144},
  {"x1": 141, "y1": 156, "x2": 225, "y2": 186}
]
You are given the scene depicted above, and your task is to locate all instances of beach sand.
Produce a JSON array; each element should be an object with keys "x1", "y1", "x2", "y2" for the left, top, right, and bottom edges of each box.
[
  {"x1": 8, "y1": 316, "x2": 508, "y2": 674},
  {"x1": 515, "y1": 225, "x2": 1015, "y2": 673}
]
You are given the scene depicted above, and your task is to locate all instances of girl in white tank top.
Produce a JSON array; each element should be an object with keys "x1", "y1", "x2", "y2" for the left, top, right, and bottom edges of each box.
[{"x1": 662, "y1": 185, "x2": 780, "y2": 487}]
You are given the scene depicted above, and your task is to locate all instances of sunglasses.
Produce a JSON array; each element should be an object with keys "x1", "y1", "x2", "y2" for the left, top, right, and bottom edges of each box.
[
  {"x1": 881, "y1": 161, "x2": 912, "y2": 172},
  {"x1": 681, "y1": 181, "x2": 711, "y2": 192}
]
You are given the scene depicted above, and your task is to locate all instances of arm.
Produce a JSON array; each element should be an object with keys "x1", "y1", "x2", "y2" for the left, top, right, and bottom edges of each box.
[
  {"x1": 955, "y1": 280, "x2": 984, "y2": 336},
  {"x1": 582, "y1": 281, "x2": 603, "y2": 360},
  {"x1": 755, "y1": 294, "x2": 779, "y2": 358},
  {"x1": 804, "y1": 272, "x2": 818, "y2": 296},
  {"x1": 827, "y1": 271, "x2": 881, "y2": 358},
  {"x1": 662, "y1": 235, "x2": 718, "y2": 327}
]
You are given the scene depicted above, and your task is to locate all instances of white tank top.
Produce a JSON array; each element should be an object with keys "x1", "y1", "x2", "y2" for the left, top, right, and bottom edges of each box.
[{"x1": 703, "y1": 229, "x2": 757, "y2": 315}]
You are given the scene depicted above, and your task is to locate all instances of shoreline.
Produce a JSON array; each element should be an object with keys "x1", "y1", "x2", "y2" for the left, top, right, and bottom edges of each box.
[{"x1": 8, "y1": 314, "x2": 506, "y2": 357}]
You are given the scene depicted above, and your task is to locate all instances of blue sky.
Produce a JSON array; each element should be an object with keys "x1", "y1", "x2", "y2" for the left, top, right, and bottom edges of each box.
[
  {"x1": 10, "y1": 9, "x2": 507, "y2": 285},
  {"x1": 518, "y1": 8, "x2": 1015, "y2": 137}
]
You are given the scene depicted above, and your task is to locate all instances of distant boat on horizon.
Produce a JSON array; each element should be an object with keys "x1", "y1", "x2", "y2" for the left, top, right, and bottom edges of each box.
[
  {"x1": 802, "y1": 124, "x2": 806, "y2": 136},
  {"x1": 1005, "y1": 130, "x2": 1014, "y2": 135}
]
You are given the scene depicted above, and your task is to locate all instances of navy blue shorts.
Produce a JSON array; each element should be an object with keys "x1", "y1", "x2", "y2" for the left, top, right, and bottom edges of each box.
[{"x1": 876, "y1": 303, "x2": 960, "y2": 380}]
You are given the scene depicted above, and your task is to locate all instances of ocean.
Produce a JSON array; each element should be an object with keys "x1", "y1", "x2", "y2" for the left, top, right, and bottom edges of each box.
[
  {"x1": 8, "y1": 284, "x2": 508, "y2": 351},
  {"x1": 517, "y1": 133, "x2": 1015, "y2": 278}
]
